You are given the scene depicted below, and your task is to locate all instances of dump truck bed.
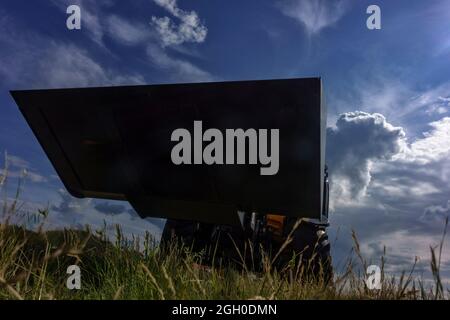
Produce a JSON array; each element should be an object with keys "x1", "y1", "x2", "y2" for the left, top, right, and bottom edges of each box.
[{"x1": 10, "y1": 78, "x2": 326, "y2": 225}]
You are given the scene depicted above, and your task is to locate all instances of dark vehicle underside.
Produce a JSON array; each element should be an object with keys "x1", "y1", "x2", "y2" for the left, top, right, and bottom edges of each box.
[{"x1": 161, "y1": 166, "x2": 332, "y2": 280}]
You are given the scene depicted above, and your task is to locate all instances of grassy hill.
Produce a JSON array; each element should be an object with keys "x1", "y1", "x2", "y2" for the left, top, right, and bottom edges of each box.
[
  {"x1": 1, "y1": 158, "x2": 448, "y2": 300},
  {"x1": 0, "y1": 219, "x2": 448, "y2": 300}
]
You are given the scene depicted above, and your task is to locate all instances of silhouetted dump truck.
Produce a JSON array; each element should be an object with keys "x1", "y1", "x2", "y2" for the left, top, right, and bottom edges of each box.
[{"x1": 10, "y1": 78, "x2": 331, "y2": 278}]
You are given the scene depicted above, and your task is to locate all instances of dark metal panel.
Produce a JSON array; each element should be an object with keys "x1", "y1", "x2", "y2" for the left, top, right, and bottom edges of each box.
[{"x1": 10, "y1": 78, "x2": 325, "y2": 225}]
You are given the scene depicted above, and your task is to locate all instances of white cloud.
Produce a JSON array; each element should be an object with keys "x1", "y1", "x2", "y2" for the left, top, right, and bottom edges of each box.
[
  {"x1": 396, "y1": 117, "x2": 450, "y2": 165},
  {"x1": 147, "y1": 0, "x2": 214, "y2": 82},
  {"x1": 359, "y1": 81, "x2": 413, "y2": 121},
  {"x1": 327, "y1": 111, "x2": 406, "y2": 206},
  {"x1": 51, "y1": 189, "x2": 92, "y2": 217},
  {"x1": 76, "y1": 2, "x2": 214, "y2": 83},
  {"x1": 79, "y1": 5, "x2": 105, "y2": 46},
  {"x1": 330, "y1": 71, "x2": 450, "y2": 128},
  {"x1": 408, "y1": 88, "x2": 450, "y2": 119},
  {"x1": 327, "y1": 110, "x2": 450, "y2": 279},
  {"x1": 94, "y1": 201, "x2": 126, "y2": 215},
  {"x1": 7, "y1": 155, "x2": 30, "y2": 168},
  {"x1": 328, "y1": 112, "x2": 450, "y2": 211},
  {"x1": 146, "y1": 44, "x2": 214, "y2": 82},
  {"x1": 0, "y1": 154, "x2": 47, "y2": 184},
  {"x1": 36, "y1": 44, "x2": 145, "y2": 88},
  {"x1": 0, "y1": 14, "x2": 145, "y2": 89},
  {"x1": 371, "y1": 81, "x2": 450, "y2": 122},
  {"x1": 327, "y1": 80, "x2": 450, "y2": 230},
  {"x1": 49, "y1": 189, "x2": 162, "y2": 239},
  {"x1": 425, "y1": 97, "x2": 449, "y2": 115},
  {"x1": 360, "y1": 229, "x2": 450, "y2": 276},
  {"x1": 370, "y1": 179, "x2": 440, "y2": 199},
  {"x1": 106, "y1": 15, "x2": 152, "y2": 46},
  {"x1": 278, "y1": 0, "x2": 349, "y2": 35},
  {"x1": 151, "y1": 0, "x2": 207, "y2": 47},
  {"x1": 50, "y1": 0, "x2": 114, "y2": 46},
  {"x1": 46, "y1": 1, "x2": 213, "y2": 84}
]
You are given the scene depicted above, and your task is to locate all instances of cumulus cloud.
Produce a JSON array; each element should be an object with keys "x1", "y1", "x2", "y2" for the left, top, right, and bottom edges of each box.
[
  {"x1": 327, "y1": 111, "x2": 406, "y2": 205},
  {"x1": 278, "y1": 0, "x2": 349, "y2": 35},
  {"x1": 365, "y1": 117, "x2": 450, "y2": 210},
  {"x1": 327, "y1": 81, "x2": 450, "y2": 248},
  {"x1": 327, "y1": 111, "x2": 450, "y2": 213},
  {"x1": 151, "y1": 0, "x2": 207, "y2": 47},
  {"x1": 348, "y1": 115, "x2": 450, "y2": 223}
]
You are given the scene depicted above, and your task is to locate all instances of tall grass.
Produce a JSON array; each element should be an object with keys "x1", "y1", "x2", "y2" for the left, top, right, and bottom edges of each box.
[{"x1": 0, "y1": 154, "x2": 448, "y2": 300}]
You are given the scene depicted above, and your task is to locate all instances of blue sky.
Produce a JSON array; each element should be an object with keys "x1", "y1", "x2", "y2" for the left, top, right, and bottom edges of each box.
[{"x1": 1, "y1": 0, "x2": 450, "y2": 281}]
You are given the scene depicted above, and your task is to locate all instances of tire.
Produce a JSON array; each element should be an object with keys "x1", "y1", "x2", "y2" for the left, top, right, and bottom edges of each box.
[
  {"x1": 161, "y1": 219, "x2": 253, "y2": 268},
  {"x1": 161, "y1": 218, "x2": 333, "y2": 282}
]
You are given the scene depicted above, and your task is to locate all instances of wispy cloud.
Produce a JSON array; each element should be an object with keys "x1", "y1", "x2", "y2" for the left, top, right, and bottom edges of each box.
[
  {"x1": 0, "y1": 14, "x2": 144, "y2": 88},
  {"x1": 360, "y1": 229, "x2": 450, "y2": 277},
  {"x1": 106, "y1": 14, "x2": 153, "y2": 46},
  {"x1": 146, "y1": 44, "x2": 214, "y2": 82},
  {"x1": 49, "y1": 0, "x2": 214, "y2": 83},
  {"x1": 0, "y1": 153, "x2": 47, "y2": 184},
  {"x1": 278, "y1": 0, "x2": 350, "y2": 35},
  {"x1": 50, "y1": 0, "x2": 114, "y2": 47},
  {"x1": 103, "y1": 5, "x2": 213, "y2": 82},
  {"x1": 49, "y1": 189, "x2": 163, "y2": 238},
  {"x1": 1, "y1": 1, "x2": 212, "y2": 240},
  {"x1": 146, "y1": 0, "x2": 213, "y2": 81},
  {"x1": 94, "y1": 202, "x2": 126, "y2": 216},
  {"x1": 330, "y1": 70, "x2": 450, "y2": 131},
  {"x1": 37, "y1": 44, "x2": 145, "y2": 88},
  {"x1": 422, "y1": 201, "x2": 450, "y2": 224}
]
